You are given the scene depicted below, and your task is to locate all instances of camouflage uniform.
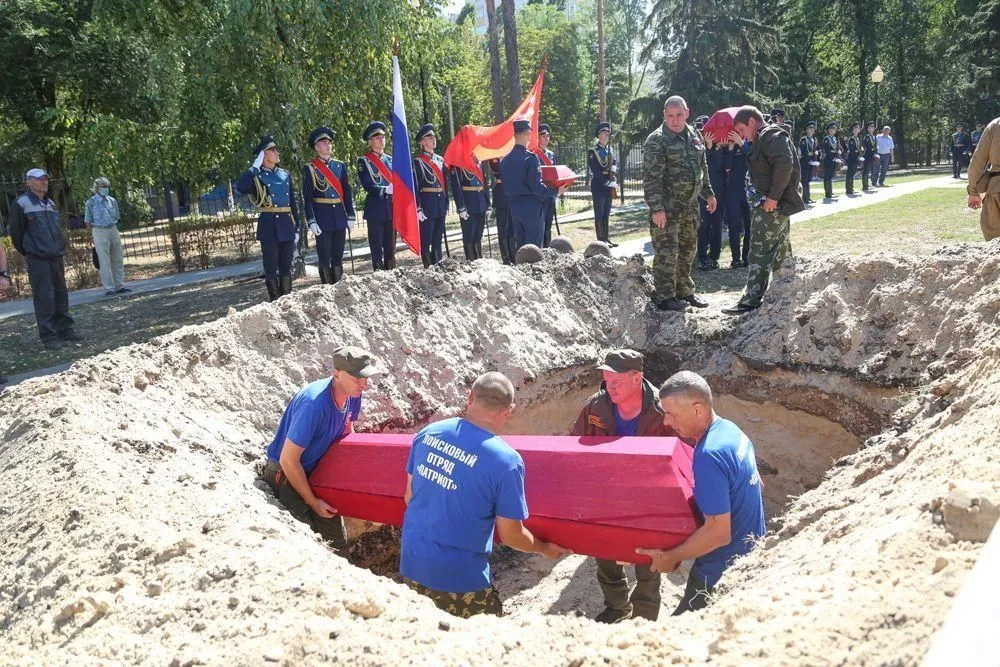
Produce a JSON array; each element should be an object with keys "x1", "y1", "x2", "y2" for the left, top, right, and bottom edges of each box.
[
  {"x1": 405, "y1": 578, "x2": 503, "y2": 618},
  {"x1": 643, "y1": 122, "x2": 714, "y2": 303}
]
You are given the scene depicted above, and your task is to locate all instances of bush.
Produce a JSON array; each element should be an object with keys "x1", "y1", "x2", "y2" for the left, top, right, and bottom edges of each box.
[
  {"x1": 65, "y1": 229, "x2": 100, "y2": 290},
  {"x1": 118, "y1": 187, "x2": 154, "y2": 230},
  {"x1": 169, "y1": 213, "x2": 257, "y2": 271}
]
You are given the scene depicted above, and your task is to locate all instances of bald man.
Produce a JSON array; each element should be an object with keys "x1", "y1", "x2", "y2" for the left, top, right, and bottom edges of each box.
[{"x1": 401, "y1": 372, "x2": 570, "y2": 618}]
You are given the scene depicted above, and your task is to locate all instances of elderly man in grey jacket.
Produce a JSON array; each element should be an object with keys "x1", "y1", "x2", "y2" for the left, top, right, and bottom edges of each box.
[{"x1": 85, "y1": 176, "x2": 130, "y2": 296}]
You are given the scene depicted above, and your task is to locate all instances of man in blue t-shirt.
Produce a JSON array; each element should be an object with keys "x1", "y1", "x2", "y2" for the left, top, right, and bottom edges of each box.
[
  {"x1": 259, "y1": 345, "x2": 382, "y2": 553},
  {"x1": 637, "y1": 370, "x2": 766, "y2": 615},
  {"x1": 401, "y1": 371, "x2": 570, "y2": 618}
]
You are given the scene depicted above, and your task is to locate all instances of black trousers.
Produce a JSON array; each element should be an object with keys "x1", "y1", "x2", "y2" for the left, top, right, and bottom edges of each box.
[
  {"x1": 671, "y1": 570, "x2": 715, "y2": 616},
  {"x1": 495, "y1": 207, "x2": 516, "y2": 265},
  {"x1": 26, "y1": 255, "x2": 74, "y2": 342},
  {"x1": 460, "y1": 213, "x2": 486, "y2": 252},
  {"x1": 725, "y1": 193, "x2": 751, "y2": 264},
  {"x1": 697, "y1": 200, "x2": 723, "y2": 262},
  {"x1": 368, "y1": 219, "x2": 396, "y2": 270},
  {"x1": 593, "y1": 194, "x2": 611, "y2": 242},
  {"x1": 823, "y1": 159, "x2": 836, "y2": 199},
  {"x1": 420, "y1": 215, "x2": 445, "y2": 266},
  {"x1": 315, "y1": 228, "x2": 346, "y2": 270},
  {"x1": 542, "y1": 198, "x2": 556, "y2": 247},
  {"x1": 800, "y1": 159, "x2": 812, "y2": 202},
  {"x1": 952, "y1": 153, "x2": 964, "y2": 178},
  {"x1": 861, "y1": 155, "x2": 875, "y2": 189},
  {"x1": 261, "y1": 240, "x2": 294, "y2": 281},
  {"x1": 846, "y1": 156, "x2": 859, "y2": 194}
]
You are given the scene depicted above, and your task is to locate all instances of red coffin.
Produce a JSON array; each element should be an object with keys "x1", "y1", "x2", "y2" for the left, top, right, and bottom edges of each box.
[
  {"x1": 540, "y1": 165, "x2": 579, "y2": 189},
  {"x1": 700, "y1": 106, "x2": 743, "y2": 144},
  {"x1": 310, "y1": 434, "x2": 699, "y2": 564}
]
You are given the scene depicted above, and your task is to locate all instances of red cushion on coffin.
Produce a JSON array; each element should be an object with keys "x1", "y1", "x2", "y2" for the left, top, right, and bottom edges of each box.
[
  {"x1": 540, "y1": 165, "x2": 579, "y2": 189},
  {"x1": 310, "y1": 434, "x2": 698, "y2": 564}
]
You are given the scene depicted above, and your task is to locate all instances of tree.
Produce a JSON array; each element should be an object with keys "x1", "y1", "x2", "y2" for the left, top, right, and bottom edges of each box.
[
  {"x1": 485, "y1": 0, "x2": 506, "y2": 121},
  {"x1": 501, "y1": 0, "x2": 523, "y2": 109}
]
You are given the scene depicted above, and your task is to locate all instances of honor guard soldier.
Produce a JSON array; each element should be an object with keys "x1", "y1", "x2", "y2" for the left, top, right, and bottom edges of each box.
[
  {"x1": 821, "y1": 122, "x2": 841, "y2": 200},
  {"x1": 845, "y1": 122, "x2": 862, "y2": 195},
  {"x1": 951, "y1": 123, "x2": 972, "y2": 179},
  {"x1": 236, "y1": 135, "x2": 302, "y2": 301},
  {"x1": 798, "y1": 121, "x2": 818, "y2": 205},
  {"x1": 971, "y1": 122, "x2": 984, "y2": 152},
  {"x1": 589, "y1": 122, "x2": 618, "y2": 246},
  {"x1": 450, "y1": 158, "x2": 490, "y2": 261},
  {"x1": 303, "y1": 127, "x2": 355, "y2": 285},
  {"x1": 770, "y1": 108, "x2": 792, "y2": 134},
  {"x1": 861, "y1": 121, "x2": 878, "y2": 191},
  {"x1": 358, "y1": 121, "x2": 396, "y2": 271},
  {"x1": 499, "y1": 119, "x2": 567, "y2": 250},
  {"x1": 533, "y1": 123, "x2": 557, "y2": 247},
  {"x1": 489, "y1": 158, "x2": 516, "y2": 264},
  {"x1": 413, "y1": 124, "x2": 449, "y2": 267}
]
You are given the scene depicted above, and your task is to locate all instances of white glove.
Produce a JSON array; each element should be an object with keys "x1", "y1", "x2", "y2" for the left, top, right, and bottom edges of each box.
[
  {"x1": 459, "y1": 210, "x2": 469, "y2": 220},
  {"x1": 858, "y1": 157, "x2": 865, "y2": 163},
  {"x1": 347, "y1": 215, "x2": 357, "y2": 230},
  {"x1": 611, "y1": 164, "x2": 618, "y2": 173},
  {"x1": 834, "y1": 158, "x2": 843, "y2": 164},
  {"x1": 417, "y1": 209, "x2": 427, "y2": 222},
  {"x1": 294, "y1": 232, "x2": 300, "y2": 246},
  {"x1": 252, "y1": 151, "x2": 265, "y2": 170},
  {"x1": 810, "y1": 161, "x2": 820, "y2": 166},
  {"x1": 607, "y1": 181, "x2": 618, "y2": 189},
  {"x1": 309, "y1": 222, "x2": 322, "y2": 237},
  {"x1": 384, "y1": 183, "x2": 394, "y2": 195}
]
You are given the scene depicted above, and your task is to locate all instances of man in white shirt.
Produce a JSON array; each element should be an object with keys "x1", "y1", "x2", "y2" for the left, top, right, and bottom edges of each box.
[{"x1": 875, "y1": 127, "x2": 895, "y2": 187}]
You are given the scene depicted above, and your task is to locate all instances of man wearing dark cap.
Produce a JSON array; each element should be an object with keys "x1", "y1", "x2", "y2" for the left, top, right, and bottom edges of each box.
[
  {"x1": 861, "y1": 121, "x2": 878, "y2": 191},
  {"x1": 259, "y1": 345, "x2": 382, "y2": 554},
  {"x1": 821, "y1": 122, "x2": 841, "y2": 201},
  {"x1": 303, "y1": 127, "x2": 355, "y2": 285},
  {"x1": 499, "y1": 119, "x2": 568, "y2": 250},
  {"x1": 588, "y1": 122, "x2": 618, "y2": 246},
  {"x1": 488, "y1": 158, "x2": 516, "y2": 265},
  {"x1": 7, "y1": 168, "x2": 82, "y2": 350},
  {"x1": 236, "y1": 136, "x2": 302, "y2": 301},
  {"x1": 357, "y1": 121, "x2": 396, "y2": 271},
  {"x1": 770, "y1": 108, "x2": 791, "y2": 134},
  {"x1": 570, "y1": 349, "x2": 678, "y2": 623},
  {"x1": 951, "y1": 123, "x2": 972, "y2": 180},
  {"x1": 844, "y1": 122, "x2": 862, "y2": 195},
  {"x1": 533, "y1": 123, "x2": 558, "y2": 247},
  {"x1": 450, "y1": 157, "x2": 491, "y2": 261},
  {"x1": 413, "y1": 124, "x2": 449, "y2": 267},
  {"x1": 798, "y1": 121, "x2": 818, "y2": 205}
]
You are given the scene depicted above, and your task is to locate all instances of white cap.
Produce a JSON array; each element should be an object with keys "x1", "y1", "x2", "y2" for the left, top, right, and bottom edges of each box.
[{"x1": 25, "y1": 168, "x2": 49, "y2": 180}]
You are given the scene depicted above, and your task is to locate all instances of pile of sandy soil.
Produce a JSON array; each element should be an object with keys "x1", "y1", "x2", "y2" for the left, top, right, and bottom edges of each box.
[{"x1": 1, "y1": 244, "x2": 998, "y2": 665}]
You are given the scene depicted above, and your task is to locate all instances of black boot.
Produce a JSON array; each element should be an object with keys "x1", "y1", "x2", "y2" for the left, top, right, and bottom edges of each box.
[
  {"x1": 372, "y1": 259, "x2": 383, "y2": 272},
  {"x1": 331, "y1": 264, "x2": 343, "y2": 284},
  {"x1": 279, "y1": 275, "x2": 292, "y2": 296},
  {"x1": 421, "y1": 253, "x2": 432, "y2": 268},
  {"x1": 318, "y1": 267, "x2": 329, "y2": 285},
  {"x1": 474, "y1": 241, "x2": 483, "y2": 260},
  {"x1": 264, "y1": 279, "x2": 280, "y2": 302},
  {"x1": 463, "y1": 244, "x2": 476, "y2": 261}
]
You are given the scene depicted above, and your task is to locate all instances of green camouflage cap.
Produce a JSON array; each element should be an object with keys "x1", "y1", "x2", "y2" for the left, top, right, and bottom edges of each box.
[
  {"x1": 595, "y1": 349, "x2": 644, "y2": 373},
  {"x1": 333, "y1": 346, "x2": 383, "y2": 378}
]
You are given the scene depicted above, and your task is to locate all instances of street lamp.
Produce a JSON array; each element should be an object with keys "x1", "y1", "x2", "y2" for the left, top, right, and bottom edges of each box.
[{"x1": 871, "y1": 65, "x2": 885, "y2": 128}]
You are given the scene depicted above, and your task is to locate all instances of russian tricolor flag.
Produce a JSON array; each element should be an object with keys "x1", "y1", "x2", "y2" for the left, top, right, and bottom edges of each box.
[{"x1": 391, "y1": 53, "x2": 420, "y2": 255}]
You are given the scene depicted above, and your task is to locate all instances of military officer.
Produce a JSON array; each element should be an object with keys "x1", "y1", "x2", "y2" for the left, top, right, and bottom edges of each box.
[
  {"x1": 770, "y1": 108, "x2": 792, "y2": 134},
  {"x1": 844, "y1": 122, "x2": 862, "y2": 195},
  {"x1": 798, "y1": 121, "x2": 818, "y2": 205},
  {"x1": 951, "y1": 123, "x2": 972, "y2": 179},
  {"x1": 302, "y1": 127, "x2": 355, "y2": 285},
  {"x1": 589, "y1": 122, "x2": 618, "y2": 247},
  {"x1": 450, "y1": 158, "x2": 491, "y2": 261},
  {"x1": 971, "y1": 121, "x2": 984, "y2": 153},
  {"x1": 697, "y1": 120, "x2": 727, "y2": 271},
  {"x1": 499, "y1": 119, "x2": 567, "y2": 250},
  {"x1": 489, "y1": 158, "x2": 516, "y2": 265},
  {"x1": 642, "y1": 96, "x2": 717, "y2": 312},
  {"x1": 533, "y1": 123, "x2": 558, "y2": 247},
  {"x1": 357, "y1": 121, "x2": 395, "y2": 271},
  {"x1": 413, "y1": 123, "x2": 449, "y2": 267},
  {"x1": 821, "y1": 122, "x2": 841, "y2": 200},
  {"x1": 236, "y1": 135, "x2": 302, "y2": 301},
  {"x1": 861, "y1": 121, "x2": 878, "y2": 191}
]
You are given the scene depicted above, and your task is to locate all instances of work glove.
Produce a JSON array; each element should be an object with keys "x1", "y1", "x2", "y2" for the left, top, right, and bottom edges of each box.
[
  {"x1": 384, "y1": 183, "x2": 394, "y2": 196},
  {"x1": 347, "y1": 215, "x2": 357, "y2": 230},
  {"x1": 417, "y1": 209, "x2": 427, "y2": 222},
  {"x1": 309, "y1": 222, "x2": 322, "y2": 237},
  {"x1": 252, "y1": 151, "x2": 265, "y2": 170},
  {"x1": 459, "y1": 210, "x2": 469, "y2": 220}
]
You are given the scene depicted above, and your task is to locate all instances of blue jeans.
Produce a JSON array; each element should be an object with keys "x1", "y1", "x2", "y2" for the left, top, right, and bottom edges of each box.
[{"x1": 877, "y1": 154, "x2": 891, "y2": 185}]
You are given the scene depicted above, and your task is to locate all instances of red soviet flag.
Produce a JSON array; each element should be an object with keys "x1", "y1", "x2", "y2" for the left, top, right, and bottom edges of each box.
[{"x1": 444, "y1": 67, "x2": 546, "y2": 172}]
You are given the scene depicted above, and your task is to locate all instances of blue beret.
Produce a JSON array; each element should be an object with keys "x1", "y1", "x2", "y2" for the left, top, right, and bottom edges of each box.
[
  {"x1": 513, "y1": 119, "x2": 531, "y2": 132},
  {"x1": 363, "y1": 121, "x2": 387, "y2": 141},
  {"x1": 415, "y1": 123, "x2": 436, "y2": 141},
  {"x1": 252, "y1": 135, "x2": 277, "y2": 156},
  {"x1": 538, "y1": 123, "x2": 551, "y2": 135},
  {"x1": 308, "y1": 127, "x2": 335, "y2": 147},
  {"x1": 595, "y1": 121, "x2": 612, "y2": 136}
]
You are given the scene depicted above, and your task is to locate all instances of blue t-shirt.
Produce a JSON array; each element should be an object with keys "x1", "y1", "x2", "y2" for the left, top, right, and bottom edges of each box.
[
  {"x1": 613, "y1": 407, "x2": 640, "y2": 437},
  {"x1": 266, "y1": 377, "x2": 361, "y2": 473},
  {"x1": 401, "y1": 417, "x2": 529, "y2": 593},
  {"x1": 691, "y1": 417, "x2": 766, "y2": 586}
]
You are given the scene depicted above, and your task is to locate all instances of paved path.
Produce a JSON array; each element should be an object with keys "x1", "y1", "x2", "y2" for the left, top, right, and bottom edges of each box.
[{"x1": 612, "y1": 174, "x2": 965, "y2": 259}]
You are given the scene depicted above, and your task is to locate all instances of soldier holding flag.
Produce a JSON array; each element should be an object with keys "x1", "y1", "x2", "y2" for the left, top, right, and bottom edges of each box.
[{"x1": 302, "y1": 126, "x2": 355, "y2": 285}]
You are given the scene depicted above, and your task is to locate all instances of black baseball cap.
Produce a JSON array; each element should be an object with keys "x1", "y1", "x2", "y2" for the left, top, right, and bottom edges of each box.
[{"x1": 333, "y1": 346, "x2": 383, "y2": 378}]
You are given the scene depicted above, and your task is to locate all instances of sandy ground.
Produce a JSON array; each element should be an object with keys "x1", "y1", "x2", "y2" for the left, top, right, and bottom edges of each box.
[{"x1": 1, "y1": 244, "x2": 999, "y2": 666}]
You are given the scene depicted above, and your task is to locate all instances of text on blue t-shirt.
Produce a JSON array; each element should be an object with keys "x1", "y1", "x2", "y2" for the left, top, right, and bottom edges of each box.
[{"x1": 266, "y1": 377, "x2": 361, "y2": 473}]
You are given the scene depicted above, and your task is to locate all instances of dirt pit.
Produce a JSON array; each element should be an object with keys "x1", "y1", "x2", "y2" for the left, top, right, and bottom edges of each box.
[{"x1": 2, "y1": 245, "x2": 999, "y2": 665}]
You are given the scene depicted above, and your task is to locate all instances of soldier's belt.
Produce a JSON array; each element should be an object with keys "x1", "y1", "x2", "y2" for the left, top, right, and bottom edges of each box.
[
  {"x1": 420, "y1": 187, "x2": 443, "y2": 193},
  {"x1": 461, "y1": 186, "x2": 483, "y2": 192},
  {"x1": 494, "y1": 179, "x2": 503, "y2": 184},
  {"x1": 257, "y1": 207, "x2": 292, "y2": 213},
  {"x1": 313, "y1": 197, "x2": 343, "y2": 204}
]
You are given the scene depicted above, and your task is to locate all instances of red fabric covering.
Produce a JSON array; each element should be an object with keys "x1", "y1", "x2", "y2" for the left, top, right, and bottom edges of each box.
[
  {"x1": 701, "y1": 106, "x2": 743, "y2": 144},
  {"x1": 310, "y1": 433, "x2": 699, "y2": 564},
  {"x1": 540, "y1": 165, "x2": 579, "y2": 189}
]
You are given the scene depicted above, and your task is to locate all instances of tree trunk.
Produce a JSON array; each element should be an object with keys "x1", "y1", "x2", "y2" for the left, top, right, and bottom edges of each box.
[
  {"x1": 597, "y1": 0, "x2": 607, "y2": 121},
  {"x1": 500, "y1": 0, "x2": 522, "y2": 110},
  {"x1": 858, "y1": 51, "x2": 868, "y2": 126},
  {"x1": 485, "y1": 0, "x2": 505, "y2": 122}
]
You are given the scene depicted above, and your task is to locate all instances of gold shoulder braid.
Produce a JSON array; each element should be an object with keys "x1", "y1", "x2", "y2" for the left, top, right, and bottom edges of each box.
[
  {"x1": 309, "y1": 164, "x2": 330, "y2": 192},
  {"x1": 250, "y1": 175, "x2": 274, "y2": 209},
  {"x1": 364, "y1": 156, "x2": 382, "y2": 183}
]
